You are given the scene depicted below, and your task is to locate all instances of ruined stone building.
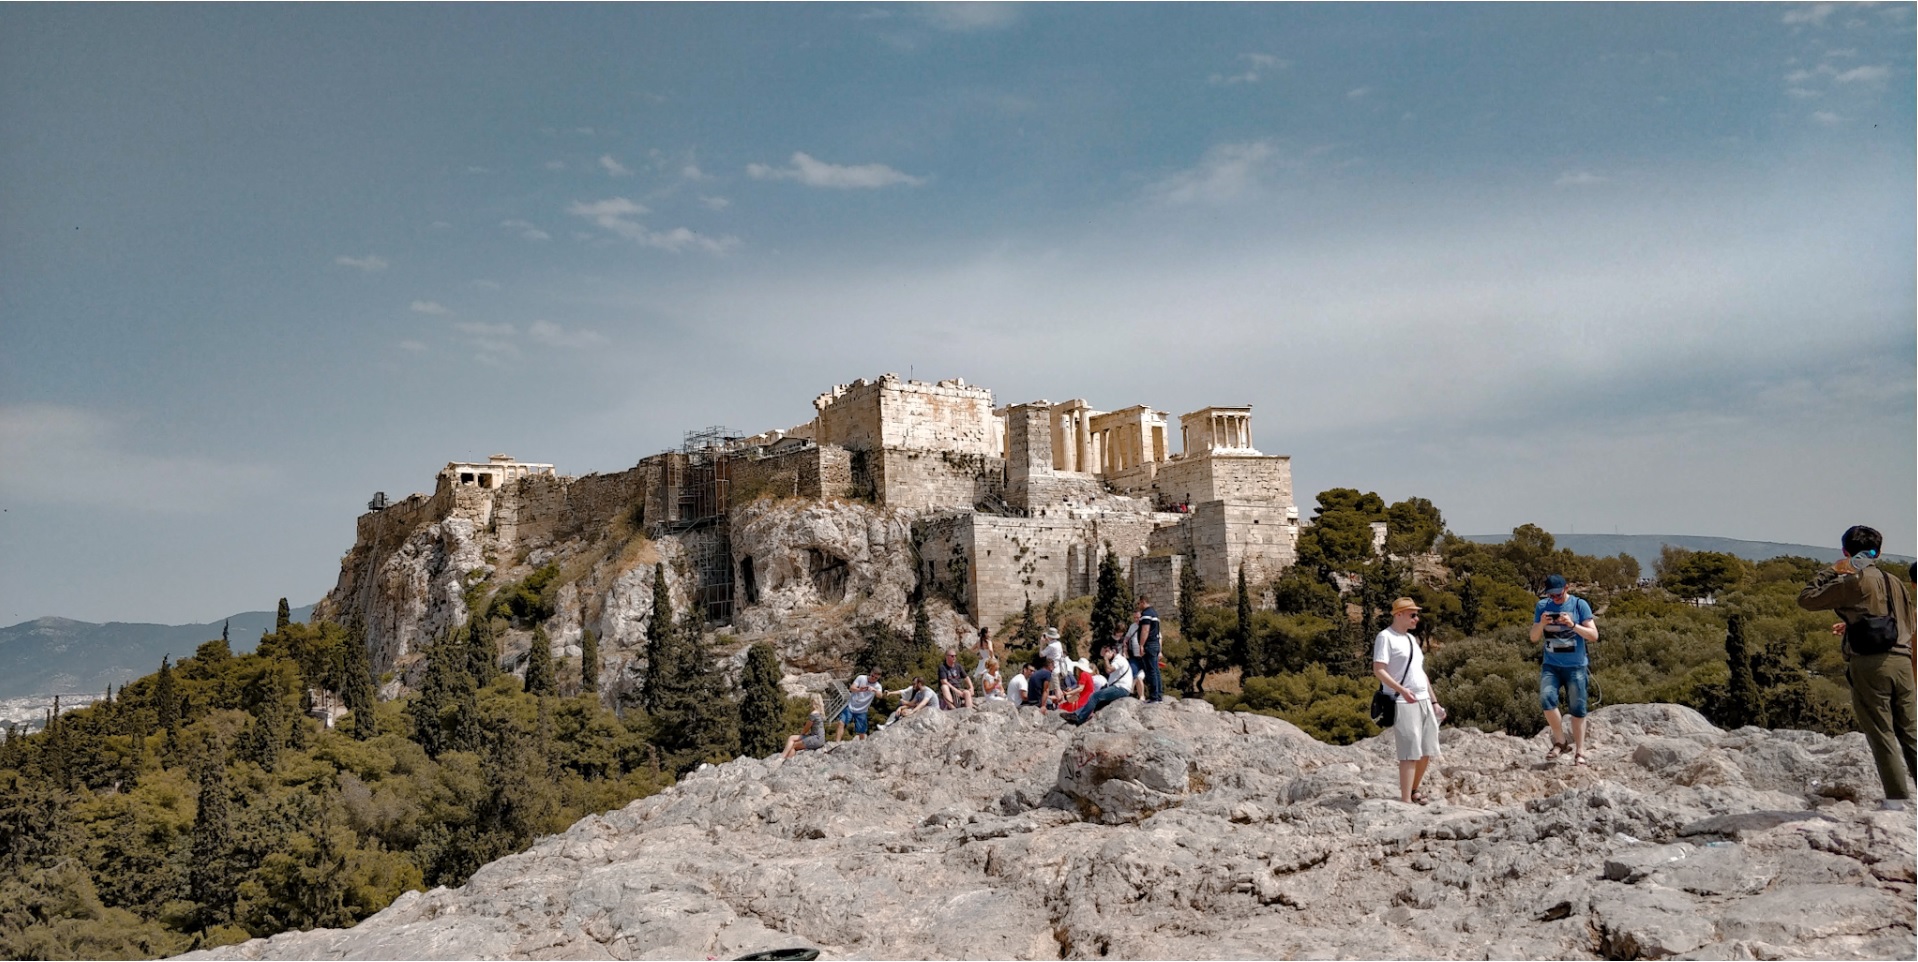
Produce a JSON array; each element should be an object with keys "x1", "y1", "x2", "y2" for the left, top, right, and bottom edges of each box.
[{"x1": 325, "y1": 374, "x2": 1298, "y2": 666}]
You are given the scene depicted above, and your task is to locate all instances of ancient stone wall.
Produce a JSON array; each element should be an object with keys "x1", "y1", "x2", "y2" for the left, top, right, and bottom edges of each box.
[
  {"x1": 812, "y1": 376, "x2": 995, "y2": 454},
  {"x1": 873, "y1": 448, "x2": 1003, "y2": 511},
  {"x1": 927, "y1": 513, "x2": 1159, "y2": 631},
  {"x1": 1130, "y1": 554, "x2": 1185, "y2": 614},
  {"x1": 1149, "y1": 453, "x2": 1291, "y2": 506},
  {"x1": 1183, "y1": 500, "x2": 1297, "y2": 588},
  {"x1": 727, "y1": 443, "x2": 855, "y2": 504}
]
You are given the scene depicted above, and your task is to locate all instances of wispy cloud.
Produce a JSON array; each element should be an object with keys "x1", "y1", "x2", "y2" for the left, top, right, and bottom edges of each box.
[
  {"x1": 410, "y1": 300, "x2": 453, "y2": 316},
  {"x1": 682, "y1": 164, "x2": 711, "y2": 181},
  {"x1": 473, "y1": 279, "x2": 502, "y2": 290},
  {"x1": 527, "y1": 320, "x2": 609, "y2": 349},
  {"x1": 1782, "y1": 4, "x2": 1837, "y2": 26},
  {"x1": 1832, "y1": 64, "x2": 1890, "y2": 84},
  {"x1": 746, "y1": 152, "x2": 927, "y2": 189},
  {"x1": 1555, "y1": 171, "x2": 1608, "y2": 187},
  {"x1": 1146, "y1": 141, "x2": 1279, "y2": 206},
  {"x1": 1812, "y1": 110, "x2": 1844, "y2": 125},
  {"x1": 1210, "y1": 52, "x2": 1286, "y2": 86},
  {"x1": 502, "y1": 219, "x2": 551, "y2": 241},
  {"x1": 600, "y1": 153, "x2": 633, "y2": 176},
  {"x1": 1347, "y1": 86, "x2": 1373, "y2": 100},
  {"x1": 397, "y1": 340, "x2": 428, "y2": 353},
  {"x1": 699, "y1": 195, "x2": 731, "y2": 210},
  {"x1": 0, "y1": 404, "x2": 277, "y2": 513},
  {"x1": 918, "y1": 2, "x2": 1019, "y2": 32},
  {"x1": 566, "y1": 197, "x2": 740, "y2": 253},
  {"x1": 545, "y1": 160, "x2": 568, "y2": 171},
  {"x1": 334, "y1": 254, "x2": 389, "y2": 272}
]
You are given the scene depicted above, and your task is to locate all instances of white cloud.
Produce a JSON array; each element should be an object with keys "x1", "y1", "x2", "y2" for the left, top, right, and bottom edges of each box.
[
  {"x1": 1209, "y1": 52, "x2": 1287, "y2": 86},
  {"x1": 397, "y1": 340, "x2": 428, "y2": 352},
  {"x1": 566, "y1": 197, "x2": 740, "y2": 253},
  {"x1": 473, "y1": 279, "x2": 502, "y2": 290},
  {"x1": 410, "y1": 300, "x2": 453, "y2": 316},
  {"x1": 545, "y1": 160, "x2": 568, "y2": 171},
  {"x1": 1347, "y1": 86, "x2": 1373, "y2": 100},
  {"x1": 1786, "y1": 87, "x2": 1821, "y2": 99},
  {"x1": 747, "y1": 152, "x2": 927, "y2": 189},
  {"x1": 1145, "y1": 141, "x2": 1279, "y2": 206},
  {"x1": 334, "y1": 254, "x2": 389, "y2": 272},
  {"x1": 0, "y1": 404, "x2": 277, "y2": 513},
  {"x1": 502, "y1": 219, "x2": 552, "y2": 241},
  {"x1": 527, "y1": 320, "x2": 609, "y2": 349},
  {"x1": 1832, "y1": 64, "x2": 1890, "y2": 84},
  {"x1": 1782, "y1": 4, "x2": 1837, "y2": 26},
  {"x1": 1812, "y1": 110, "x2": 1844, "y2": 125},
  {"x1": 453, "y1": 321, "x2": 514, "y2": 337},
  {"x1": 682, "y1": 164, "x2": 710, "y2": 181},
  {"x1": 600, "y1": 154, "x2": 633, "y2": 176},
  {"x1": 918, "y1": 2, "x2": 1019, "y2": 32},
  {"x1": 699, "y1": 194, "x2": 731, "y2": 210},
  {"x1": 1555, "y1": 171, "x2": 1608, "y2": 187}
]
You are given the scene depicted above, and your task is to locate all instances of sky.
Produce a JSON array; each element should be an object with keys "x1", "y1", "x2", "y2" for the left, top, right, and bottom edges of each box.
[{"x1": 2, "y1": 3, "x2": 1913, "y2": 626}]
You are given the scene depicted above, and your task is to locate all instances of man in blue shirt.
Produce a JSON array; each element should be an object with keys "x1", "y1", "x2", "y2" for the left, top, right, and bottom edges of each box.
[
  {"x1": 1531, "y1": 574, "x2": 1597, "y2": 765},
  {"x1": 1137, "y1": 596, "x2": 1163, "y2": 703}
]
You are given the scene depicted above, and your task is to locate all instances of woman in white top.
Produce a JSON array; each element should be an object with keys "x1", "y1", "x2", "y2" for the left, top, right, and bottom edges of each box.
[{"x1": 1372, "y1": 597, "x2": 1445, "y2": 805}]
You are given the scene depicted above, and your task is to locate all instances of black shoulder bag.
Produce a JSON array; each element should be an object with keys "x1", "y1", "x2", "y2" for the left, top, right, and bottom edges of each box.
[
  {"x1": 1846, "y1": 567, "x2": 1905, "y2": 656},
  {"x1": 1370, "y1": 638, "x2": 1417, "y2": 727}
]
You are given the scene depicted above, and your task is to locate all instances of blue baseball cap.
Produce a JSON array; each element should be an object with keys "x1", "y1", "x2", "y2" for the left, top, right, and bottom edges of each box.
[{"x1": 1544, "y1": 574, "x2": 1567, "y2": 592}]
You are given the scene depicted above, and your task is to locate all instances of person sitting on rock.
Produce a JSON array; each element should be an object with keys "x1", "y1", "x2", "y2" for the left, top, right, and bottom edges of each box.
[
  {"x1": 1066, "y1": 645, "x2": 1135, "y2": 725},
  {"x1": 1007, "y1": 662, "x2": 1032, "y2": 705},
  {"x1": 980, "y1": 658, "x2": 1007, "y2": 701},
  {"x1": 1022, "y1": 655, "x2": 1056, "y2": 710},
  {"x1": 1058, "y1": 656, "x2": 1098, "y2": 715},
  {"x1": 782, "y1": 693, "x2": 828, "y2": 759},
  {"x1": 937, "y1": 649, "x2": 974, "y2": 709},
  {"x1": 884, "y1": 678, "x2": 938, "y2": 727}
]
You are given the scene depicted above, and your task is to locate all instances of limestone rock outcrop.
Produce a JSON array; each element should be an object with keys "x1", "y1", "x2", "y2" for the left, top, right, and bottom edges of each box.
[{"x1": 180, "y1": 702, "x2": 1914, "y2": 961}]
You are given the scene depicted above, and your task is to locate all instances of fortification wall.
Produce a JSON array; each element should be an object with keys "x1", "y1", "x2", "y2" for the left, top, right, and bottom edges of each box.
[
  {"x1": 813, "y1": 376, "x2": 995, "y2": 454},
  {"x1": 1149, "y1": 453, "x2": 1291, "y2": 506},
  {"x1": 942, "y1": 514, "x2": 1158, "y2": 630},
  {"x1": 1130, "y1": 554, "x2": 1185, "y2": 614},
  {"x1": 728, "y1": 444, "x2": 855, "y2": 504},
  {"x1": 875, "y1": 449, "x2": 1004, "y2": 511}
]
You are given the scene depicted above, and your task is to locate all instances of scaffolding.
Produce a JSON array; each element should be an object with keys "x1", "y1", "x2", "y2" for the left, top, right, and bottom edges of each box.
[{"x1": 651, "y1": 426, "x2": 740, "y2": 624}]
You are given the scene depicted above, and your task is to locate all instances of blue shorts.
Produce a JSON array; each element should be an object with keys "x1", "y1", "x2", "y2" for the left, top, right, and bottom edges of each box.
[
  {"x1": 838, "y1": 706, "x2": 869, "y2": 734},
  {"x1": 1540, "y1": 663, "x2": 1589, "y2": 718}
]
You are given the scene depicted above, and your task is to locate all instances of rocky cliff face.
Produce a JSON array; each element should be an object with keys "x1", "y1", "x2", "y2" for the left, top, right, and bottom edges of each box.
[
  {"x1": 317, "y1": 487, "x2": 934, "y2": 698},
  {"x1": 180, "y1": 702, "x2": 1913, "y2": 961}
]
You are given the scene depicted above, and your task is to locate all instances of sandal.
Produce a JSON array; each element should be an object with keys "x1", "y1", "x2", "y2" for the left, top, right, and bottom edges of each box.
[
  {"x1": 1574, "y1": 753, "x2": 1589, "y2": 767},
  {"x1": 1411, "y1": 790, "x2": 1431, "y2": 806},
  {"x1": 1546, "y1": 740, "x2": 1570, "y2": 760}
]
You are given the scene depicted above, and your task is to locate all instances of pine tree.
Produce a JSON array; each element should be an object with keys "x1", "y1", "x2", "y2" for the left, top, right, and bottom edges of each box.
[
  {"x1": 276, "y1": 597, "x2": 291, "y2": 633},
  {"x1": 641, "y1": 563, "x2": 677, "y2": 714},
  {"x1": 738, "y1": 642, "x2": 786, "y2": 757},
  {"x1": 189, "y1": 742, "x2": 236, "y2": 929},
  {"x1": 579, "y1": 629, "x2": 600, "y2": 696},
  {"x1": 524, "y1": 626, "x2": 556, "y2": 696},
  {"x1": 644, "y1": 577, "x2": 739, "y2": 772}
]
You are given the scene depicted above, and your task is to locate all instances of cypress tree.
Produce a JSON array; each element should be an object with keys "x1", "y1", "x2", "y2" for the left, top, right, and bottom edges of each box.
[
  {"x1": 1091, "y1": 544, "x2": 1134, "y2": 645},
  {"x1": 1457, "y1": 574, "x2": 1482, "y2": 637},
  {"x1": 579, "y1": 628, "x2": 600, "y2": 696},
  {"x1": 276, "y1": 597, "x2": 291, "y2": 633},
  {"x1": 646, "y1": 584, "x2": 738, "y2": 772},
  {"x1": 154, "y1": 655, "x2": 180, "y2": 734},
  {"x1": 911, "y1": 598, "x2": 935, "y2": 661},
  {"x1": 1178, "y1": 555, "x2": 1203, "y2": 637},
  {"x1": 642, "y1": 563, "x2": 677, "y2": 714},
  {"x1": 466, "y1": 617, "x2": 500, "y2": 687},
  {"x1": 524, "y1": 626, "x2": 556, "y2": 696},
  {"x1": 1722, "y1": 613, "x2": 1765, "y2": 728},
  {"x1": 1234, "y1": 566, "x2": 1254, "y2": 674},
  {"x1": 189, "y1": 742, "x2": 236, "y2": 929},
  {"x1": 340, "y1": 625, "x2": 379, "y2": 740},
  {"x1": 407, "y1": 632, "x2": 477, "y2": 757},
  {"x1": 738, "y1": 642, "x2": 786, "y2": 757}
]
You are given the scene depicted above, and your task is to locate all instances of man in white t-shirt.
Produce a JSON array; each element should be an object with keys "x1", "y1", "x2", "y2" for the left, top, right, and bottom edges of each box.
[
  {"x1": 1372, "y1": 597, "x2": 1445, "y2": 805},
  {"x1": 837, "y1": 670, "x2": 878, "y2": 741},
  {"x1": 1039, "y1": 627, "x2": 1066, "y2": 700},
  {"x1": 1006, "y1": 663, "x2": 1033, "y2": 706}
]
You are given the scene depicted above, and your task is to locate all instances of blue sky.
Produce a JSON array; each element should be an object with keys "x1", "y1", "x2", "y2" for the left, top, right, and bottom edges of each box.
[{"x1": 2, "y1": 3, "x2": 1912, "y2": 625}]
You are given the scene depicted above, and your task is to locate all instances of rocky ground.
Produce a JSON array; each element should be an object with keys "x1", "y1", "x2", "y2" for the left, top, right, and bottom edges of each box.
[{"x1": 183, "y1": 701, "x2": 1915, "y2": 961}]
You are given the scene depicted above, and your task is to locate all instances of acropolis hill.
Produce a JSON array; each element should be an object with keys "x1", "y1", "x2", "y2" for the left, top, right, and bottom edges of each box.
[{"x1": 315, "y1": 373, "x2": 1300, "y2": 691}]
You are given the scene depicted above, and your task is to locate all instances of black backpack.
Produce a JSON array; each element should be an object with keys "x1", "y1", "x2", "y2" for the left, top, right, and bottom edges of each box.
[{"x1": 1845, "y1": 567, "x2": 1906, "y2": 656}]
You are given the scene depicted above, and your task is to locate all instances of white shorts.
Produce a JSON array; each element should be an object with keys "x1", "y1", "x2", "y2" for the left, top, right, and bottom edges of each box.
[{"x1": 1393, "y1": 698, "x2": 1442, "y2": 761}]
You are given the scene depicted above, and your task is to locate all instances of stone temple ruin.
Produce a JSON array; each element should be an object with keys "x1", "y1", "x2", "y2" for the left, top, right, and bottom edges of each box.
[{"x1": 346, "y1": 374, "x2": 1297, "y2": 635}]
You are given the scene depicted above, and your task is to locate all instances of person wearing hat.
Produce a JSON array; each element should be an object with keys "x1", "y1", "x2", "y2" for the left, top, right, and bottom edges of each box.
[
  {"x1": 1373, "y1": 597, "x2": 1443, "y2": 804},
  {"x1": 1039, "y1": 626, "x2": 1066, "y2": 701},
  {"x1": 1531, "y1": 574, "x2": 1598, "y2": 765}
]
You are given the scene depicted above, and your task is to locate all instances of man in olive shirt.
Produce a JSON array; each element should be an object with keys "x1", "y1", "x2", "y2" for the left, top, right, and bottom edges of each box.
[{"x1": 1798, "y1": 524, "x2": 1915, "y2": 808}]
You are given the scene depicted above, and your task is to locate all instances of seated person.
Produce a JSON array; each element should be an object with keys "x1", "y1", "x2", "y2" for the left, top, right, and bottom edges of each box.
[
  {"x1": 937, "y1": 649, "x2": 974, "y2": 709},
  {"x1": 979, "y1": 658, "x2": 1007, "y2": 700},
  {"x1": 883, "y1": 678, "x2": 938, "y2": 726},
  {"x1": 1006, "y1": 663, "x2": 1032, "y2": 705},
  {"x1": 1066, "y1": 646, "x2": 1136, "y2": 726},
  {"x1": 1058, "y1": 658, "x2": 1098, "y2": 714},
  {"x1": 782, "y1": 694, "x2": 828, "y2": 758},
  {"x1": 1022, "y1": 656, "x2": 1055, "y2": 710}
]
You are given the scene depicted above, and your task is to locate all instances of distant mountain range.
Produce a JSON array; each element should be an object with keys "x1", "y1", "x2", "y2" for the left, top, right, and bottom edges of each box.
[
  {"x1": 1458, "y1": 533, "x2": 1914, "y2": 574},
  {"x1": 0, "y1": 605, "x2": 313, "y2": 702}
]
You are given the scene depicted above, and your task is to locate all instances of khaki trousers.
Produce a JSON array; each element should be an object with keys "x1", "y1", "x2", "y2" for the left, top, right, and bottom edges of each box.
[{"x1": 1848, "y1": 651, "x2": 1917, "y2": 801}]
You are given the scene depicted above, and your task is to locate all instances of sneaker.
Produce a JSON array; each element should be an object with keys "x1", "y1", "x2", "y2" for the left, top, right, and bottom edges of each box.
[{"x1": 1878, "y1": 799, "x2": 1910, "y2": 812}]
